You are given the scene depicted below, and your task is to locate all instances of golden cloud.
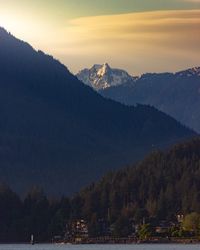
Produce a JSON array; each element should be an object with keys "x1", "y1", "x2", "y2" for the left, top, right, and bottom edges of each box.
[{"x1": 60, "y1": 10, "x2": 200, "y2": 74}]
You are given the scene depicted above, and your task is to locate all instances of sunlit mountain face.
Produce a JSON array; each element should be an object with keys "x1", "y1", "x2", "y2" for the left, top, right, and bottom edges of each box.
[{"x1": 77, "y1": 63, "x2": 137, "y2": 91}]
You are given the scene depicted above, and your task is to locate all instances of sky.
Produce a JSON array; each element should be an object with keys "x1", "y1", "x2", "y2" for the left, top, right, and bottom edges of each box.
[{"x1": 0, "y1": 0, "x2": 200, "y2": 75}]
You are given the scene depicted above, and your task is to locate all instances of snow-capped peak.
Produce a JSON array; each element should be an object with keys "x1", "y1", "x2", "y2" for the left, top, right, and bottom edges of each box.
[
  {"x1": 97, "y1": 63, "x2": 109, "y2": 77},
  {"x1": 77, "y1": 63, "x2": 136, "y2": 91}
]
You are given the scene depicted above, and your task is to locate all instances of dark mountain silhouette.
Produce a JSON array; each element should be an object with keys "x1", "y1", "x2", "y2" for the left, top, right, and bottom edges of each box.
[{"x1": 0, "y1": 27, "x2": 195, "y2": 195}]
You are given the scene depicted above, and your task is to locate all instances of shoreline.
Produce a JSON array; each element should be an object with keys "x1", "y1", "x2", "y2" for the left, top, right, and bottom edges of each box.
[
  {"x1": 60, "y1": 237, "x2": 200, "y2": 245},
  {"x1": 0, "y1": 242, "x2": 200, "y2": 245},
  {"x1": 1, "y1": 237, "x2": 200, "y2": 245}
]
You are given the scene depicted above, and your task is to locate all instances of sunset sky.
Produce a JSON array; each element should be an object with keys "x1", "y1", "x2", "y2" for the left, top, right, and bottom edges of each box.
[{"x1": 0, "y1": 0, "x2": 200, "y2": 75}]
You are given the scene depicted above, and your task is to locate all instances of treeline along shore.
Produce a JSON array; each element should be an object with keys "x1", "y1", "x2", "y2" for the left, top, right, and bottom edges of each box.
[{"x1": 1, "y1": 138, "x2": 200, "y2": 243}]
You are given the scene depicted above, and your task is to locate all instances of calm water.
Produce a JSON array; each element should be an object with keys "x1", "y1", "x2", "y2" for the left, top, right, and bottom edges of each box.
[{"x1": 0, "y1": 245, "x2": 199, "y2": 250}]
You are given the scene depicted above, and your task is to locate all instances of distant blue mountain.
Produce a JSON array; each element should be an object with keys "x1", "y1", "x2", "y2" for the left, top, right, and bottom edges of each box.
[
  {"x1": 78, "y1": 63, "x2": 200, "y2": 133},
  {"x1": 0, "y1": 28, "x2": 195, "y2": 195}
]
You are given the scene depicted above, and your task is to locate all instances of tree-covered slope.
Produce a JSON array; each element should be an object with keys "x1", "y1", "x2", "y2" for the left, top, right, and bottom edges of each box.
[
  {"x1": 0, "y1": 27, "x2": 195, "y2": 195},
  {"x1": 0, "y1": 138, "x2": 200, "y2": 241},
  {"x1": 74, "y1": 138, "x2": 200, "y2": 226}
]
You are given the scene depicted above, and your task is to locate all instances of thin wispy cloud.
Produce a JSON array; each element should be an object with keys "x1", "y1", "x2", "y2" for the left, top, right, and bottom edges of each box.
[
  {"x1": 1, "y1": 1, "x2": 200, "y2": 74},
  {"x1": 59, "y1": 10, "x2": 200, "y2": 74}
]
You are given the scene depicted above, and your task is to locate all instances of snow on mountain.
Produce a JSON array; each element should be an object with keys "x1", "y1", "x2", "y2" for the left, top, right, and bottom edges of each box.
[
  {"x1": 77, "y1": 63, "x2": 200, "y2": 92},
  {"x1": 176, "y1": 67, "x2": 200, "y2": 78},
  {"x1": 77, "y1": 63, "x2": 137, "y2": 91}
]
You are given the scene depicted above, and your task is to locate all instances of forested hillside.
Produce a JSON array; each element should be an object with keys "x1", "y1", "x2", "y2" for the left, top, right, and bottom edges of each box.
[
  {"x1": 0, "y1": 27, "x2": 194, "y2": 195},
  {"x1": 1, "y1": 138, "x2": 200, "y2": 241},
  {"x1": 71, "y1": 138, "x2": 200, "y2": 235}
]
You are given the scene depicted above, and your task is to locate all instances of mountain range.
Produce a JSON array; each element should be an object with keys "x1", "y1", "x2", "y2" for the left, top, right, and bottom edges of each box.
[
  {"x1": 78, "y1": 64, "x2": 200, "y2": 133},
  {"x1": 0, "y1": 27, "x2": 195, "y2": 195}
]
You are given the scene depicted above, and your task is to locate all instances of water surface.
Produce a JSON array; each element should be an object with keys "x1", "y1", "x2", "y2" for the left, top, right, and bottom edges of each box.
[{"x1": 0, "y1": 244, "x2": 199, "y2": 250}]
